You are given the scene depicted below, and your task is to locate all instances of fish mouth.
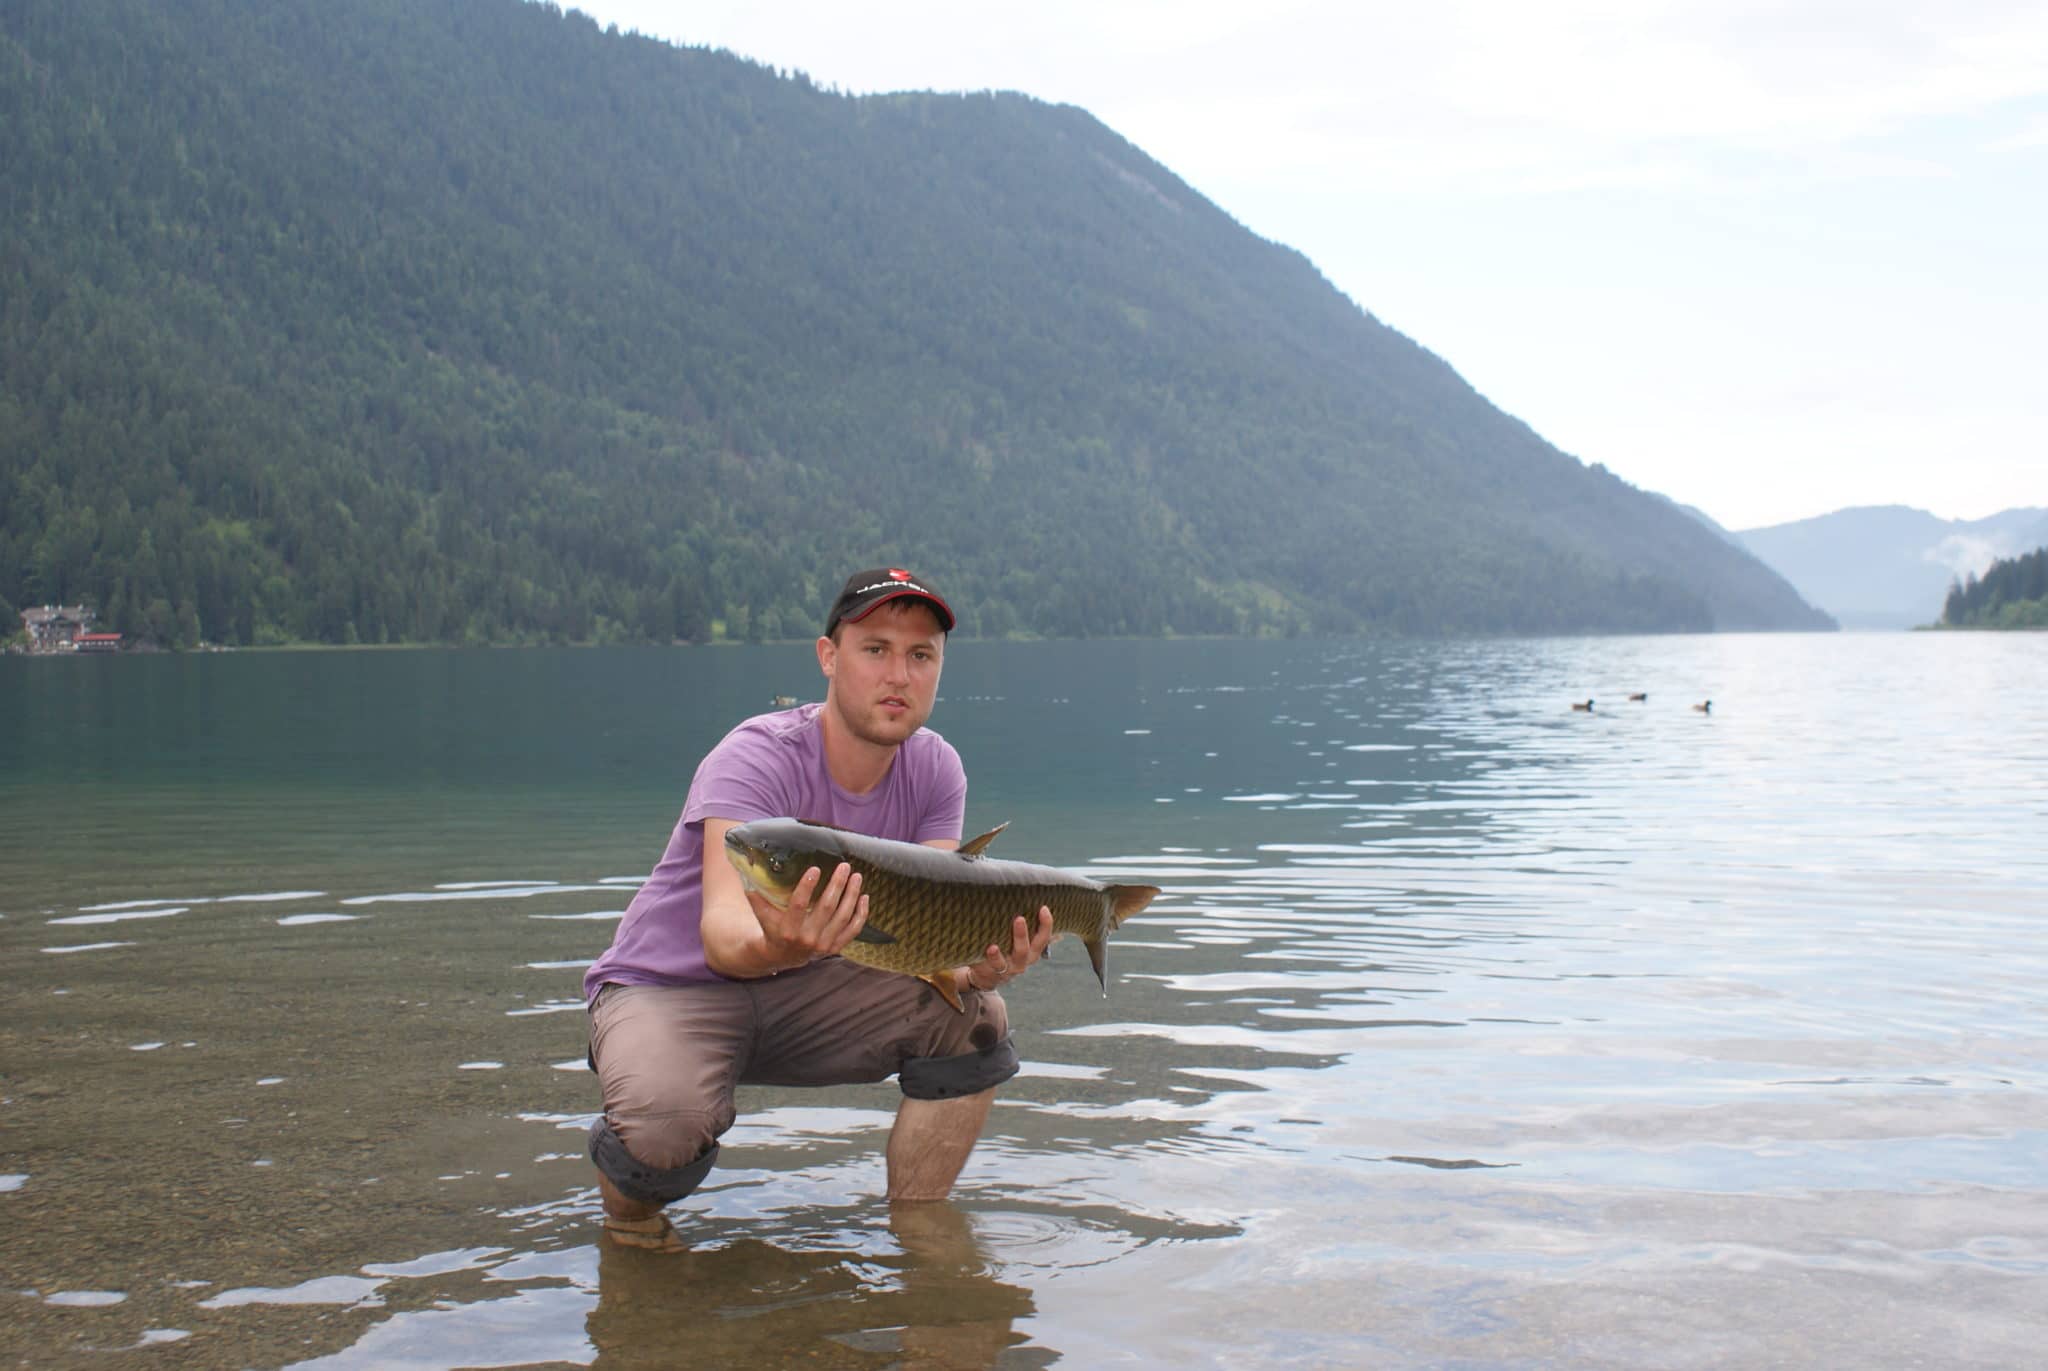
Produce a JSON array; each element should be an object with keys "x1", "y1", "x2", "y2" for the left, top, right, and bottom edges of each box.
[
  {"x1": 722, "y1": 832, "x2": 796, "y2": 907},
  {"x1": 724, "y1": 840, "x2": 794, "y2": 901},
  {"x1": 721, "y1": 829, "x2": 757, "y2": 868}
]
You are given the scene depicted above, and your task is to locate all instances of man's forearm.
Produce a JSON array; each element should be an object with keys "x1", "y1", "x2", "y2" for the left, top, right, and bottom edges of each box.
[{"x1": 701, "y1": 908, "x2": 800, "y2": 979}]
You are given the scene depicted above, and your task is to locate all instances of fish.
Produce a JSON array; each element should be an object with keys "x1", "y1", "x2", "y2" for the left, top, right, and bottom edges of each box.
[{"x1": 723, "y1": 818, "x2": 1160, "y2": 1012}]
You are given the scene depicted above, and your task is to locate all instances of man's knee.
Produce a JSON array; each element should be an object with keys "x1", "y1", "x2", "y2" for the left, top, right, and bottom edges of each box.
[
  {"x1": 899, "y1": 1032, "x2": 1020, "y2": 1100},
  {"x1": 897, "y1": 984, "x2": 1017, "y2": 1100},
  {"x1": 588, "y1": 1115, "x2": 719, "y2": 1207}
]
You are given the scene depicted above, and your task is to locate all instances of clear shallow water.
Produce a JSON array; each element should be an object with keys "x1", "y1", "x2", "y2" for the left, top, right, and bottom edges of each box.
[{"x1": 2, "y1": 634, "x2": 2045, "y2": 1368}]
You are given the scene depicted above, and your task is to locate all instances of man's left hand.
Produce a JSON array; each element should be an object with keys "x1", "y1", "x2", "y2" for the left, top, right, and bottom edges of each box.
[{"x1": 964, "y1": 907, "x2": 1054, "y2": 993}]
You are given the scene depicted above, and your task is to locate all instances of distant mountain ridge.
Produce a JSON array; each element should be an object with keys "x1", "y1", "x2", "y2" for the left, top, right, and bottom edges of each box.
[
  {"x1": 1735, "y1": 506, "x2": 2048, "y2": 630},
  {"x1": 0, "y1": 0, "x2": 1830, "y2": 645}
]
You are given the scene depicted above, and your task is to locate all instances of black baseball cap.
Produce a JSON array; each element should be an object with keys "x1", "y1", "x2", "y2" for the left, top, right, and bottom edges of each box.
[{"x1": 825, "y1": 568, "x2": 955, "y2": 636}]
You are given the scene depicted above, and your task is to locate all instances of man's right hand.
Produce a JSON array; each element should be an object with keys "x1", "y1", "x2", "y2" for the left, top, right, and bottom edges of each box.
[
  {"x1": 747, "y1": 860, "x2": 869, "y2": 970},
  {"x1": 702, "y1": 817, "x2": 870, "y2": 978}
]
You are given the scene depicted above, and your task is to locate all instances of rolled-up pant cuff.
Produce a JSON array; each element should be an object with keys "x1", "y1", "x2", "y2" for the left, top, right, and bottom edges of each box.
[
  {"x1": 899, "y1": 1033, "x2": 1020, "y2": 1100},
  {"x1": 588, "y1": 1117, "x2": 718, "y2": 1206}
]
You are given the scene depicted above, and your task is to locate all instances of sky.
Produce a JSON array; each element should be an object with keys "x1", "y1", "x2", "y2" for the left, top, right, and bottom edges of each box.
[{"x1": 565, "y1": 1, "x2": 2044, "y2": 531}]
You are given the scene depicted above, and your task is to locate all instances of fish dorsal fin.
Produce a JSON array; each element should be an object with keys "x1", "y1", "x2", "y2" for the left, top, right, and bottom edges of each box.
[
  {"x1": 795, "y1": 817, "x2": 856, "y2": 833},
  {"x1": 956, "y1": 822, "x2": 1010, "y2": 859}
]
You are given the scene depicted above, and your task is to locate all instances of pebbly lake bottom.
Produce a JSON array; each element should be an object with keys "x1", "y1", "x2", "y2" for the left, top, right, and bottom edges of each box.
[{"x1": 3, "y1": 633, "x2": 2045, "y2": 1368}]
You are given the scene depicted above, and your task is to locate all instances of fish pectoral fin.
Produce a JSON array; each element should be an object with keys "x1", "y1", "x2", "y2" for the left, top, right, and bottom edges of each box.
[
  {"x1": 956, "y1": 822, "x2": 1010, "y2": 859},
  {"x1": 852, "y1": 925, "x2": 897, "y2": 945},
  {"x1": 919, "y1": 973, "x2": 966, "y2": 1013}
]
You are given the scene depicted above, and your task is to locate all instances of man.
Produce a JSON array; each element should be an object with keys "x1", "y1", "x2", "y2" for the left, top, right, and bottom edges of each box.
[{"x1": 583, "y1": 567, "x2": 1054, "y2": 1251}]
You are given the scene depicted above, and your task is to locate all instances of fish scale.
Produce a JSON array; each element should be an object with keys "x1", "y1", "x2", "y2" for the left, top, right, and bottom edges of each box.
[
  {"x1": 724, "y1": 818, "x2": 1160, "y2": 1009},
  {"x1": 844, "y1": 859, "x2": 1124, "y2": 974}
]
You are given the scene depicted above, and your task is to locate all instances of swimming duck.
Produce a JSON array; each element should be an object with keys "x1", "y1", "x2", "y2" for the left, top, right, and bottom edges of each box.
[
  {"x1": 1692, "y1": 700, "x2": 1712, "y2": 713},
  {"x1": 1627, "y1": 692, "x2": 1647, "y2": 702},
  {"x1": 1571, "y1": 699, "x2": 1594, "y2": 712}
]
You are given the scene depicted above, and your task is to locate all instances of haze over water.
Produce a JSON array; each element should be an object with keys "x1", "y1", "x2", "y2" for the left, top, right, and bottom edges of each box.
[{"x1": 4, "y1": 633, "x2": 2044, "y2": 1369}]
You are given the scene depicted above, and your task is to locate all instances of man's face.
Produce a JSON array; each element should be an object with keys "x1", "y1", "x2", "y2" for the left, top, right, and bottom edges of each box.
[{"x1": 818, "y1": 600, "x2": 946, "y2": 748}]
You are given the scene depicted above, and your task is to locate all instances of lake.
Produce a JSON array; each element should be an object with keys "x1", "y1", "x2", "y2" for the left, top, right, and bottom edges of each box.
[{"x1": 3, "y1": 632, "x2": 2044, "y2": 1369}]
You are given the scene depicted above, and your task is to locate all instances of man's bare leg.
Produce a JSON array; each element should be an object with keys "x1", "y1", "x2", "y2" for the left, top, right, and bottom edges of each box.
[
  {"x1": 596, "y1": 1170, "x2": 686, "y2": 1252},
  {"x1": 886, "y1": 1088, "x2": 997, "y2": 1201},
  {"x1": 597, "y1": 1170, "x2": 661, "y2": 1222}
]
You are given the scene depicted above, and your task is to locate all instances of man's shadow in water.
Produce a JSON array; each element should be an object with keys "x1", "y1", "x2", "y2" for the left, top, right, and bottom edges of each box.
[{"x1": 586, "y1": 1200, "x2": 1056, "y2": 1370}]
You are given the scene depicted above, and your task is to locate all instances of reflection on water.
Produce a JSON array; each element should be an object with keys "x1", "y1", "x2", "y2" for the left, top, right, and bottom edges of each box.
[
  {"x1": 255, "y1": 1201, "x2": 1047, "y2": 1371},
  {"x1": 583, "y1": 1203, "x2": 1046, "y2": 1371},
  {"x1": 3, "y1": 634, "x2": 2046, "y2": 1368}
]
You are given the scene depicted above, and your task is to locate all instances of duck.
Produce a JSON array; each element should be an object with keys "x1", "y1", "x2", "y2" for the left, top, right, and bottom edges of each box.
[
  {"x1": 770, "y1": 694, "x2": 799, "y2": 707},
  {"x1": 1571, "y1": 699, "x2": 1594, "y2": 712},
  {"x1": 1692, "y1": 700, "x2": 1712, "y2": 713},
  {"x1": 1627, "y1": 692, "x2": 1647, "y2": 702}
]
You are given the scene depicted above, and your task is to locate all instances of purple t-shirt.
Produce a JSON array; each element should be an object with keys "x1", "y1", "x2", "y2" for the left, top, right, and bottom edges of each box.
[{"x1": 584, "y1": 704, "x2": 967, "y2": 997}]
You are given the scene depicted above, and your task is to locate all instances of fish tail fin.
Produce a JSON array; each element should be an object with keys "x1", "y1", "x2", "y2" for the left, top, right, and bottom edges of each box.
[
  {"x1": 1106, "y1": 884, "x2": 1160, "y2": 932},
  {"x1": 1086, "y1": 885, "x2": 1161, "y2": 996}
]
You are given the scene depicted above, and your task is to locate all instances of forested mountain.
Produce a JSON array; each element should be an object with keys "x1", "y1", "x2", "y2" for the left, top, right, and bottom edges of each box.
[
  {"x1": 1737, "y1": 505, "x2": 2048, "y2": 630},
  {"x1": 0, "y1": 0, "x2": 1832, "y2": 647},
  {"x1": 1941, "y1": 546, "x2": 2048, "y2": 629}
]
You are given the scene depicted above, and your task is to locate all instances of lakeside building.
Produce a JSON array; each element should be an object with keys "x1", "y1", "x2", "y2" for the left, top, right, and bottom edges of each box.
[{"x1": 18, "y1": 605, "x2": 109, "y2": 652}]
